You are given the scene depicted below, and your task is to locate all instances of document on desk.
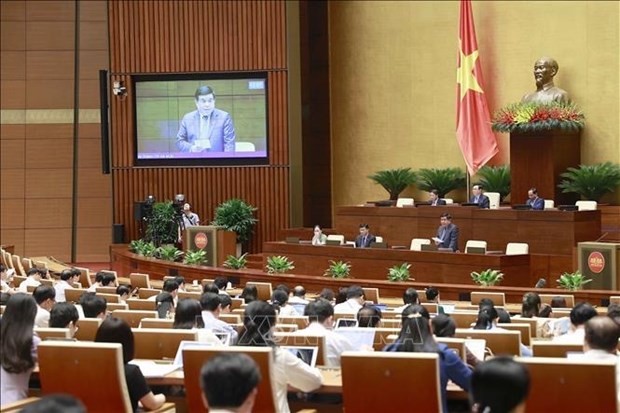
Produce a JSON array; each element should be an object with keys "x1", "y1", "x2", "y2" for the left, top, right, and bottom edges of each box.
[
  {"x1": 129, "y1": 360, "x2": 180, "y2": 378},
  {"x1": 464, "y1": 339, "x2": 486, "y2": 361}
]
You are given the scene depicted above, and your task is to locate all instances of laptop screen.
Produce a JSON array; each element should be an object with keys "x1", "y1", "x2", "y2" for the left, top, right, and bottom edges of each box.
[
  {"x1": 282, "y1": 346, "x2": 318, "y2": 367},
  {"x1": 173, "y1": 340, "x2": 216, "y2": 367}
]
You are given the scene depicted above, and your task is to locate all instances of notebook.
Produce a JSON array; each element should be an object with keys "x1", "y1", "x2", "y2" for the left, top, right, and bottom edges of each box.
[
  {"x1": 282, "y1": 346, "x2": 318, "y2": 367},
  {"x1": 333, "y1": 327, "x2": 376, "y2": 351},
  {"x1": 129, "y1": 360, "x2": 180, "y2": 378},
  {"x1": 172, "y1": 340, "x2": 216, "y2": 367},
  {"x1": 464, "y1": 339, "x2": 486, "y2": 361}
]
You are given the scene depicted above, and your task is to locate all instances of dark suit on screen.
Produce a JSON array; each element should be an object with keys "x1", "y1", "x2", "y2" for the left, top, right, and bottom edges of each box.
[
  {"x1": 436, "y1": 223, "x2": 459, "y2": 251},
  {"x1": 355, "y1": 233, "x2": 376, "y2": 248},
  {"x1": 469, "y1": 194, "x2": 490, "y2": 209},
  {"x1": 431, "y1": 199, "x2": 447, "y2": 206},
  {"x1": 526, "y1": 196, "x2": 545, "y2": 210},
  {"x1": 176, "y1": 108, "x2": 236, "y2": 152}
]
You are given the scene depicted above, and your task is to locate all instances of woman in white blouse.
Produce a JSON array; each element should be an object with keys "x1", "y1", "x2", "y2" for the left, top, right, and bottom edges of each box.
[
  {"x1": 311, "y1": 225, "x2": 327, "y2": 246},
  {"x1": 237, "y1": 300, "x2": 322, "y2": 413}
]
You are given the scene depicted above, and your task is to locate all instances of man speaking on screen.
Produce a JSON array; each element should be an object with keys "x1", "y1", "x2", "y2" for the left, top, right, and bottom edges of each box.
[{"x1": 176, "y1": 85, "x2": 236, "y2": 153}]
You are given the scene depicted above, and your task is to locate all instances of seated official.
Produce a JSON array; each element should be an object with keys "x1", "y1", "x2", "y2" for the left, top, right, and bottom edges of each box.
[
  {"x1": 354, "y1": 224, "x2": 376, "y2": 248},
  {"x1": 525, "y1": 187, "x2": 545, "y2": 210},
  {"x1": 33, "y1": 285, "x2": 56, "y2": 328},
  {"x1": 394, "y1": 287, "x2": 420, "y2": 313},
  {"x1": 311, "y1": 225, "x2": 327, "y2": 246},
  {"x1": 470, "y1": 357, "x2": 530, "y2": 413},
  {"x1": 429, "y1": 189, "x2": 446, "y2": 206},
  {"x1": 433, "y1": 213, "x2": 459, "y2": 251},
  {"x1": 357, "y1": 304, "x2": 382, "y2": 328},
  {"x1": 200, "y1": 353, "x2": 260, "y2": 413},
  {"x1": 553, "y1": 302, "x2": 598, "y2": 343},
  {"x1": 582, "y1": 316, "x2": 620, "y2": 406},
  {"x1": 49, "y1": 302, "x2": 80, "y2": 338},
  {"x1": 469, "y1": 184, "x2": 490, "y2": 209},
  {"x1": 333, "y1": 285, "x2": 365, "y2": 314},
  {"x1": 200, "y1": 292, "x2": 239, "y2": 343}
]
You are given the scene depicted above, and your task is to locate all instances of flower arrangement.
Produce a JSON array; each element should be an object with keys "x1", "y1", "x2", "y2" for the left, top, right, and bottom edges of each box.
[{"x1": 491, "y1": 102, "x2": 585, "y2": 133}]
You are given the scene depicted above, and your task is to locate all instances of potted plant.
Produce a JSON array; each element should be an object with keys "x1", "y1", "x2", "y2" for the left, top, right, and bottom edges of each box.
[
  {"x1": 145, "y1": 201, "x2": 179, "y2": 247},
  {"x1": 368, "y1": 168, "x2": 417, "y2": 201},
  {"x1": 265, "y1": 255, "x2": 295, "y2": 274},
  {"x1": 491, "y1": 101, "x2": 585, "y2": 134},
  {"x1": 324, "y1": 260, "x2": 352, "y2": 279},
  {"x1": 471, "y1": 269, "x2": 504, "y2": 287},
  {"x1": 211, "y1": 198, "x2": 258, "y2": 252},
  {"x1": 129, "y1": 239, "x2": 157, "y2": 257},
  {"x1": 387, "y1": 263, "x2": 412, "y2": 282},
  {"x1": 155, "y1": 244, "x2": 183, "y2": 262},
  {"x1": 558, "y1": 162, "x2": 620, "y2": 202},
  {"x1": 415, "y1": 167, "x2": 466, "y2": 198},
  {"x1": 183, "y1": 249, "x2": 207, "y2": 265},
  {"x1": 476, "y1": 165, "x2": 511, "y2": 202},
  {"x1": 223, "y1": 253, "x2": 248, "y2": 270},
  {"x1": 557, "y1": 271, "x2": 592, "y2": 291}
]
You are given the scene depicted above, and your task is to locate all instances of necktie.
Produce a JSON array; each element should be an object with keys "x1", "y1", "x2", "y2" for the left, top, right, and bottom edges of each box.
[{"x1": 200, "y1": 115, "x2": 212, "y2": 149}]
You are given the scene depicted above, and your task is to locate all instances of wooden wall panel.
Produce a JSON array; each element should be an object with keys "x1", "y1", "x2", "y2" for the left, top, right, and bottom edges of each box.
[{"x1": 108, "y1": 1, "x2": 290, "y2": 252}]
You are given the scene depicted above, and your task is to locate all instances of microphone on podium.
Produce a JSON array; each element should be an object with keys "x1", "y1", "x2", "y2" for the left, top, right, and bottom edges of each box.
[{"x1": 534, "y1": 278, "x2": 547, "y2": 289}]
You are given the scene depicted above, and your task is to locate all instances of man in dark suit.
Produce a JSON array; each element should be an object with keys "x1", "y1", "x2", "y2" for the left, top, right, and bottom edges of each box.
[
  {"x1": 176, "y1": 85, "x2": 236, "y2": 153},
  {"x1": 525, "y1": 187, "x2": 545, "y2": 210},
  {"x1": 433, "y1": 213, "x2": 459, "y2": 251},
  {"x1": 355, "y1": 224, "x2": 376, "y2": 248},
  {"x1": 469, "y1": 184, "x2": 490, "y2": 209},
  {"x1": 429, "y1": 189, "x2": 447, "y2": 206}
]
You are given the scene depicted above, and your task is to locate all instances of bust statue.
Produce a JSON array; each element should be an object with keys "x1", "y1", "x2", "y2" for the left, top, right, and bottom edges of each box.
[{"x1": 521, "y1": 57, "x2": 569, "y2": 104}]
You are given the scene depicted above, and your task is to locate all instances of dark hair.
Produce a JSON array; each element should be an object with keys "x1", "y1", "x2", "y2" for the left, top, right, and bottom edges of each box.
[
  {"x1": 359, "y1": 223, "x2": 370, "y2": 229},
  {"x1": 240, "y1": 285, "x2": 258, "y2": 304},
  {"x1": 33, "y1": 285, "x2": 56, "y2": 305},
  {"x1": 60, "y1": 269, "x2": 75, "y2": 281},
  {"x1": 203, "y1": 283, "x2": 220, "y2": 294},
  {"x1": 195, "y1": 85, "x2": 215, "y2": 99},
  {"x1": 0, "y1": 294, "x2": 37, "y2": 373},
  {"x1": 497, "y1": 308, "x2": 512, "y2": 324},
  {"x1": 116, "y1": 284, "x2": 132, "y2": 297},
  {"x1": 163, "y1": 280, "x2": 179, "y2": 293},
  {"x1": 570, "y1": 302, "x2": 597, "y2": 326},
  {"x1": 550, "y1": 296, "x2": 567, "y2": 308},
  {"x1": 200, "y1": 292, "x2": 222, "y2": 312},
  {"x1": 27, "y1": 267, "x2": 41, "y2": 277},
  {"x1": 102, "y1": 273, "x2": 116, "y2": 286},
  {"x1": 521, "y1": 292, "x2": 541, "y2": 318},
  {"x1": 275, "y1": 284, "x2": 290, "y2": 296},
  {"x1": 155, "y1": 292, "x2": 175, "y2": 318},
  {"x1": 293, "y1": 286, "x2": 307, "y2": 298},
  {"x1": 271, "y1": 289, "x2": 289, "y2": 313},
  {"x1": 0, "y1": 292, "x2": 10, "y2": 305},
  {"x1": 200, "y1": 353, "x2": 260, "y2": 409},
  {"x1": 318, "y1": 288, "x2": 334, "y2": 302},
  {"x1": 402, "y1": 288, "x2": 419, "y2": 305},
  {"x1": 174, "y1": 299, "x2": 204, "y2": 329},
  {"x1": 585, "y1": 316, "x2": 620, "y2": 352},
  {"x1": 346, "y1": 285, "x2": 364, "y2": 300},
  {"x1": 213, "y1": 276, "x2": 228, "y2": 290},
  {"x1": 394, "y1": 305, "x2": 437, "y2": 353},
  {"x1": 0, "y1": 263, "x2": 5, "y2": 272},
  {"x1": 431, "y1": 314, "x2": 456, "y2": 337},
  {"x1": 94, "y1": 271, "x2": 106, "y2": 284},
  {"x1": 478, "y1": 298, "x2": 495, "y2": 309},
  {"x1": 21, "y1": 394, "x2": 87, "y2": 413},
  {"x1": 425, "y1": 287, "x2": 440, "y2": 302},
  {"x1": 440, "y1": 213, "x2": 452, "y2": 221},
  {"x1": 471, "y1": 357, "x2": 530, "y2": 413},
  {"x1": 607, "y1": 303, "x2": 620, "y2": 321},
  {"x1": 82, "y1": 294, "x2": 107, "y2": 318},
  {"x1": 219, "y1": 294, "x2": 232, "y2": 310},
  {"x1": 95, "y1": 317, "x2": 134, "y2": 363},
  {"x1": 538, "y1": 304, "x2": 552, "y2": 318},
  {"x1": 173, "y1": 276, "x2": 185, "y2": 287},
  {"x1": 49, "y1": 302, "x2": 79, "y2": 328},
  {"x1": 473, "y1": 184, "x2": 484, "y2": 190},
  {"x1": 357, "y1": 305, "x2": 382, "y2": 328},
  {"x1": 304, "y1": 298, "x2": 334, "y2": 323},
  {"x1": 474, "y1": 305, "x2": 498, "y2": 330},
  {"x1": 237, "y1": 301, "x2": 276, "y2": 347},
  {"x1": 335, "y1": 288, "x2": 348, "y2": 305},
  {"x1": 529, "y1": 187, "x2": 538, "y2": 195}
]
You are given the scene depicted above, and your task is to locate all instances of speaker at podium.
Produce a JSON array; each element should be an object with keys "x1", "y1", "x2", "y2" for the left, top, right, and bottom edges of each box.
[{"x1": 183, "y1": 226, "x2": 237, "y2": 267}]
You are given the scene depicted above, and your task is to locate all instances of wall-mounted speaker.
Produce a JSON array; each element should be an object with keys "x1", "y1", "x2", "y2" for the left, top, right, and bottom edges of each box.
[{"x1": 99, "y1": 69, "x2": 111, "y2": 174}]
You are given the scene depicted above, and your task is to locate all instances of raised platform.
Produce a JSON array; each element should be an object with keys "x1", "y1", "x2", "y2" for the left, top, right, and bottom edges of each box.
[{"x1": 110, "y1": 244, "x2": 618, "y2": 306}]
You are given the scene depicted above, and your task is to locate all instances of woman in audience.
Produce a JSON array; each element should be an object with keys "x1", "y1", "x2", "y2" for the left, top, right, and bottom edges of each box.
[
  {"x1": 497, "y1": 308, "x2": 512, "y2": 324},
  {"x1": 311, "y1": 225, "x2": 327, "y2": 245},
  {"x1": 155, "y1": 292, "x2": 175, "y2": 319},
  {"x1": 237, "y1": 300, "x2": 322, "y2": 413},
  {"x1": 432, "y1": 314, "x2": 481, "y2": 367},
  {"x1": 173, "y1": 298, "x2": 205, "y2": 329},
  {"x1": 384, "y1": 305, "x2": 471, "y2": 412},
  {"x1": 515, "y1": 292, "x2": 552, "y2": 338},
  {"x1": 239, "y1": 285, "x2": 258, "y2": 304},
  {"x1": 116, "y1": 284, "x2": 132, "y2": 303},
  {"x1": 474, "y1": 306, "x2": 532, "y2": 357},
  {"x1": 550, "y1": 296, "x2": 567, "y2": 308},
  {"x1": 470, "y1": 356, "x2": 530, "y2": 413},
  {"x1": 95, "y1": 317, "x2": 166, "y2": 412},
  {"x1": 1, "y1": 294, "x2": 40, "y2": 405},
  {"x1": 271, "y1": 289, "x2": 298, "y2": 317},
  {"x1": 425, "y1": 286, "x2": 445, "y2": 314}
]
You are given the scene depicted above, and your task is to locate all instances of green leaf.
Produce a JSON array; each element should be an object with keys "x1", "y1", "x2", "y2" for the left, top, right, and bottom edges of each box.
[
  {"x1": 415, "y1": 168, "x2": 467, "y2": 198},
  {"x1": 558, "y1": 162, "x2": 620, "y2": 202},
  {"x1": 474, "y1": 165, "x2": 511, "y2": 201},
  {"x1": 368, "y1": 168, "x2": 417, "y2": 201},
  {"x1": 211, "y1": 199, "x2": 258, "y2": 244}
]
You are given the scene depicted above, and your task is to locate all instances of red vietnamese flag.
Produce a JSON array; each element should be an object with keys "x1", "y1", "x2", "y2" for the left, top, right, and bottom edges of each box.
[{"x1": 456, "y1": 0, "x2": 498, "y2": 175}]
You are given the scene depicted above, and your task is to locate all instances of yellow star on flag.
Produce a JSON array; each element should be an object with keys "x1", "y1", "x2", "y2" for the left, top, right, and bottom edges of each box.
[{"x1": 457, "y1": 41, "x2": 484, "y2": 100}]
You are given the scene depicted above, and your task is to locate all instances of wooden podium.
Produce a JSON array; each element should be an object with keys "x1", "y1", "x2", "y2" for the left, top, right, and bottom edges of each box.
[
  {"x1": 183, "y1": 226, "x2": 236, "y2": 267},
  {"x1": 510, "y1": 130, "x2": 580, "y2": 205},
  {"x1": 578, "y1": 242, "x2": 620, "y2": 290}
]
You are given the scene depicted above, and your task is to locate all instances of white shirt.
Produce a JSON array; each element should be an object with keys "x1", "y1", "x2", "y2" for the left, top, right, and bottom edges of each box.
[
  {"x1": 34, "y1": 305, "x2": 50, "y2": 328},
  {"x1": 18, "y1": 277, "x2": 41, "y2": 293},
  {"x1": 54, "y1": 280, "x2": 73, "y2": 303},
  {"x1": 288, "y1": 296, "x2": 309, "y2": 305},
  {"x1": 333, "y1": 298, "x2": 363, "y2": 314},
  {"x1": 300, "y1": 322, "x2": 356, "y2": 367},
  {"x1": 277, "y1": 304, "x2": 299, "y2": 317},
  {"x1": 553, "y1": 326, "x2": 586, "y2": 343},
  {"x1": 1, "y1": 279, "x2": 11, "y2": 293},
  {"x1": 272, "y1": 347, "x2": 322, "y2": 413},
  {"x1": 202, "y1": 311, "x2": 239, "y2": 343}
]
